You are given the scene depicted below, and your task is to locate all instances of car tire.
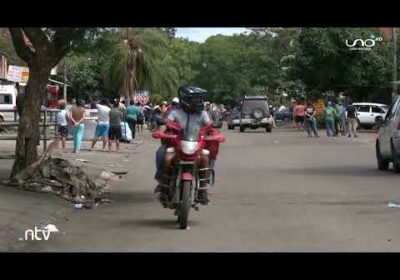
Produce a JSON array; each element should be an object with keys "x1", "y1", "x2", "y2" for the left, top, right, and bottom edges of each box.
[
  {"x1": 240, "y1": 126, "x2": 245, "y2": 133},
  {"x1": 251, "y1": 108, "x2": 265, "y2": 120},
  {"x1": 391, "y1": 141, "x2": 400, "y2": 173},
  {"x1": 266, "y1": 126, "x2": 272, "y2": 133},
  {"x1": 376, "y1": 140, "x2": 389, "y2": 170}
]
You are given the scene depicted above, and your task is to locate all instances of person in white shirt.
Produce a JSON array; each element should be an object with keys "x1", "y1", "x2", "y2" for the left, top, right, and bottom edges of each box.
[
  {"x1": 90, "y1": 97, "x2": 111, "y2": 151},
  {"x1": 57, "y1": 99, "x2": 69, "y2": 150}
]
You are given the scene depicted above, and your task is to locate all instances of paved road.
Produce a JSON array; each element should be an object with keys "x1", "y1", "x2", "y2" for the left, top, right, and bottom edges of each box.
[{"x1": 21, "y1": 127, "x2": 400, "y2": 252}]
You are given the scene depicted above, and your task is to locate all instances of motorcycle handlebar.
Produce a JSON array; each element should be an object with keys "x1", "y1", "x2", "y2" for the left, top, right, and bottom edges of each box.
[{"x1": 203, "y1": 134, "x2": 225, "y2": 142}]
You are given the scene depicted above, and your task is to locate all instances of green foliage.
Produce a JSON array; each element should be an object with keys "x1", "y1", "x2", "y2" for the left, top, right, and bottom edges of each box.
[
  {"x1": 0, "y1": 28, "x2": 26, "y2": 66},
  {"x1": 291, "y1": 28, "x2": 393, "y2": 103},
  {"x1": 31, "y1": 27, "x2": 396, "y2": 107}
]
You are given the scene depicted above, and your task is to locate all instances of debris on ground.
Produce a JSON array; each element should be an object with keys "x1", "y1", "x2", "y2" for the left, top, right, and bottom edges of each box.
[
  {"x1": 387, "y1": 202, "x2": 400, "y2": 208},
  {"x1": 94, "y1": 178, "x2": 107, "y2": 188},
  {"x1": 9, "y1": 157, "x2": 103, "y2": 204},
  {"x1": 100, "y1": 171, "x2": 113, "y2": 181},
  {"x1": 76, "y1": 159, "x2": 91, "y2": 163},
  {"x1": 4, "y1": 139, "x2": 131, "y2": 207}
]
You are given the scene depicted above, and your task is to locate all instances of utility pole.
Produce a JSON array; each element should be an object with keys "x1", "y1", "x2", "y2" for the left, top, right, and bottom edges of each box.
[
  {"x1": 393, "y1": 27, "x2": 397, "y2": 101},
  {"x1": 63, "y1": 59, "x2": 67, "y2": 102}
]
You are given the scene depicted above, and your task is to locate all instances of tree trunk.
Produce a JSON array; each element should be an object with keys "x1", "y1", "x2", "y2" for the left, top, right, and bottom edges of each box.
[{"x1": 10, "y1": 65, "x2": 51, "y2": 178}]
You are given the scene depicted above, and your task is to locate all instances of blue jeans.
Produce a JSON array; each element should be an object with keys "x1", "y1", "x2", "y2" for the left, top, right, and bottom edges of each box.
[
  {"x1": 73, "y1": 124, "x2": 85, "y2": 151},
  {"x1": 325, "y1": 119, "x2": 335, "y2": 137},
  {"x1": 156, "y1": 145, "x2": 166, "y2": 176},
  {"x1": 306, "y1": 119, "x2": 318, "y2": 136},
  {"x1": 340, "y1": 116, "x2": 348, "y2": 135}
]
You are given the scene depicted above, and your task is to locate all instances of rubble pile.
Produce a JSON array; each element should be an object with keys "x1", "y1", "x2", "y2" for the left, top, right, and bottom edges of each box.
[{"x1": 9, "y1": 158, "x2": 107, "y2": 204}]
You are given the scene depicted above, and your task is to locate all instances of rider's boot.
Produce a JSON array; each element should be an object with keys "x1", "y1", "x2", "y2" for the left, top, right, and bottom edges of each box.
[
  {"x1": 156, "y1": 175, "x2": 172, "y2": 207},
  {"x1": 198, "y1": 178, "x2": 210, "y2": 205}
]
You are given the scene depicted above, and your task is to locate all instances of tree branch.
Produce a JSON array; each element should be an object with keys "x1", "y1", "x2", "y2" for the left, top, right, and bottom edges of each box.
[
  {"x1": 22, "y1": 28, "x2": 51, "y2": 54},
  {"x1": 50, "y1": 28, "x2": 86, "y2": 65},
  {"x1": 8, "y1": 28, "x2": 35, "y2": 63}
]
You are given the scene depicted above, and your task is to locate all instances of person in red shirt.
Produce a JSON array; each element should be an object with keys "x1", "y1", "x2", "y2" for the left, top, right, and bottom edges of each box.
[{"x1": 294, "y1": 100, "x2": 306, "y2": 130}]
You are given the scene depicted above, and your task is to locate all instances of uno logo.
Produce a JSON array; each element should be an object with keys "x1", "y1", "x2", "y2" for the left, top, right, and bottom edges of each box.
[{"x1": 345, "y1": 37, "x2": 382, "y2": 48}]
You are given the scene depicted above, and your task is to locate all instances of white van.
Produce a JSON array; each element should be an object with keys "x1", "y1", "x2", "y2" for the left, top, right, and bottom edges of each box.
[{"x1": 0, "y1": 84, "x2": 18, "y2": 121}]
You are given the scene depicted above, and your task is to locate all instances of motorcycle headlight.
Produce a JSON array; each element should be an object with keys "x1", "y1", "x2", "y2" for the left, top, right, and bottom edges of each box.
[{"x1": 181, "y1": 141, "x2": 198, "y2": 155}]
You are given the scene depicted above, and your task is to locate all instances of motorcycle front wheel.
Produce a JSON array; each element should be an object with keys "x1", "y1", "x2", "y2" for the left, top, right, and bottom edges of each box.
[{"x1": 178, "y1": 181, "x2": 191, "y2": 229}]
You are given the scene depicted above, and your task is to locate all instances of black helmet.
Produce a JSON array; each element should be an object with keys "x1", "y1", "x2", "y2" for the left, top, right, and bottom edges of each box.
[{"x1": 178, "y1": 86, "x2": 206, "y2": 114}]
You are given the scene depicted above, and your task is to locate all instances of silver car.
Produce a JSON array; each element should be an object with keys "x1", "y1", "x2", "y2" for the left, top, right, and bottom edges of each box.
[{"x1": 376, "y1": 97, "x2": 400, "y2": 172}]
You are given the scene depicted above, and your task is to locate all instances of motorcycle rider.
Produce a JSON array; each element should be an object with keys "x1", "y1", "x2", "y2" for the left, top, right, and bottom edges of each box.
[{"x1": 153, "y1": 86, "x2": 213, "y2": 205}]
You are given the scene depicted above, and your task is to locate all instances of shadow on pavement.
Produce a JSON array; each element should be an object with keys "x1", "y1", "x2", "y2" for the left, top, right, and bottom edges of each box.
[
  {"x1": 110, "y1": 191, "x2": 155, "y2": 204},
  {"x1": 120, "y1": 218, "x2": 199, "y2": 230}
]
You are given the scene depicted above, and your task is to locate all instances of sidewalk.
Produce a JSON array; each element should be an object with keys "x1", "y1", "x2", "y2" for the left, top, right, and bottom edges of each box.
[{"x1": 0, "y1": 131, "x2": 151, "y2": 251}]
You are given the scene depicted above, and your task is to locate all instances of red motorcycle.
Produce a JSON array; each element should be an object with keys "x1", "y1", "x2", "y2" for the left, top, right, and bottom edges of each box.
[{"x1": 152, "y1": 119, "x2": 225, "y2": 229}]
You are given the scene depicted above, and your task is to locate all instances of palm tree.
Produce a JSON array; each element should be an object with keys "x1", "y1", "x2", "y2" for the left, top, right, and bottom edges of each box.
[
  {"x1": 103, "y1": 28, "x2": 179, "y2": 102},
  {"x1": 103, "y1": 28, "x2": 141, "y2": 101}
]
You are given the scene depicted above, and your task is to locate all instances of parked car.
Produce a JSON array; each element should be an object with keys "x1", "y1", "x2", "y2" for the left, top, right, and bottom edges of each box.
[
  {"x1": 353, "y1": 102, "x2": 389, "y2": 129},
  {"x1": 275, "y1": 107, "x2": 293, "y2": 121},
  {"x1": 239, "y1": 95, "x2": 274, "y2": 133},
  {"x1": 376, "y1": 97, "x2": 400, "y2": 172},
  {"x1": 227, "y1": 106, "x2": 240, "y2": 130},
  {"x1": 0, "y1": 84, "x2": 18, "y2": 121}
]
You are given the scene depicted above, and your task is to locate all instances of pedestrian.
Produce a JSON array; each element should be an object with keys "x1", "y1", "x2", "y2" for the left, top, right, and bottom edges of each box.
[
  {"x1": 90, "y1": 99, "x2": 97, "y2": 109},
  {"x1": 346, "y1": 101, "x2": 358, "y2": 138},
  {"x1": 333, "y1": 101, "x2": 341, "y2": 137},
  {"x1": 294, "y1": 100, "x2": 305, "y2": 130},
  {"x1": 57, "y1": 99, "x2": 69, "y2": 150},
  {"x1": 165, "y1": 97, "x2": 180, "y2": 117},
  {"x1": 269, "y1": 105, "x2": 276, "y2": 127},
  {"x1": 324, "y1": 101, "x2": 336, "y2": 137},
  {"x1": 68, "y1": 99, "x2": 86, "y2": 153},
  {"x1": 108, "y1": 100, "x2": 122, "y2": 152},
  {"x1": 125, "y1": 100, "x2": 139, "y2": 139},
  {"x1": 143, "y1": 102, "x2": 152, "y2": 125},
  {"x1": 90, "y1": 97, "x2": 111, "y2": 151},
  {"x1": 136, "y1": 102, "x2": 145, "y2": 132},
  {"x1": 305, "y1": 102, "x2": 319, "y2": 137},
  {"x1": 339, "y1": 101, "x2": 347, "y2": 136},
  {"x1": 118, "y1": 100, "x2": 126, "y2": 112}
]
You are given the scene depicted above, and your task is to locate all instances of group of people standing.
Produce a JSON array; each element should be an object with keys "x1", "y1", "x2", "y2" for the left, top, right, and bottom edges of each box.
[
  {"x1": 56, "y1": 97, "x2": 147, "y2": 154},
  {"x1": 324, "y1": 100, "x2": 358, "y2": 138},
  {"x1": 293, "y1": 100, "x2": 358, "y2": 138}
]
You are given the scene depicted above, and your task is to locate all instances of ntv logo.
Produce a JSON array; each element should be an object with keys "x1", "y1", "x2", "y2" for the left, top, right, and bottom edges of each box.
[
  {"x1": 18, "y1": 225, "x2": 58, "y2": 241},
  {"x1": 345, "y1": 34, "x2": 383, "y2": 50}
]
